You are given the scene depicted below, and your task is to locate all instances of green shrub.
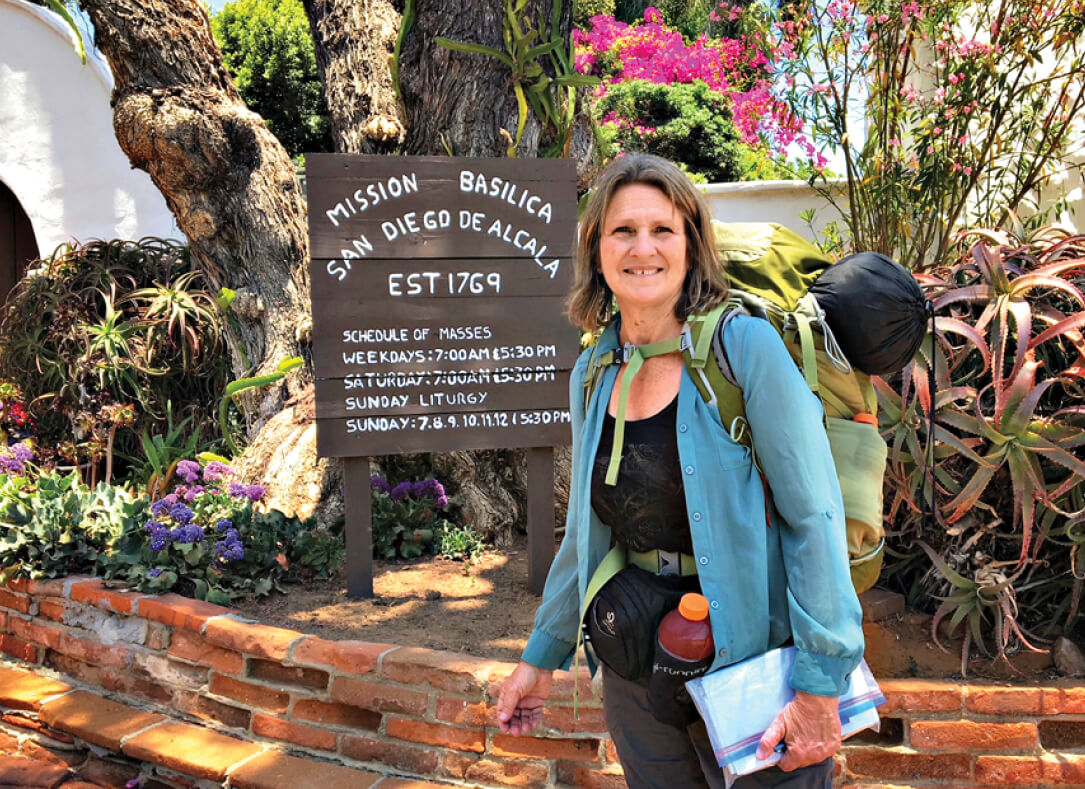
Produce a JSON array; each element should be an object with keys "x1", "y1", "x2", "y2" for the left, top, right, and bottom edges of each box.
[
  {"x1": 575, "y1": 0, "x2": 616, "y2": 29},
  {"x1": 435, "y1": 522, "x2": 490, "y2": 562},
  {"x1": 595, "y1": 79, "x2": 780, "y2": 183},
  {"x1": 0, "y1": 239, "x2": 231, "y2": 484},
  {"x1": 212, "y1": 0, "x2": 333, "y2": 158},
  {"x1": 370, "y1": 475, "x2": 457, "y2": 560},
  {"x1": 0, "y1": 455, "x2": 147, "y2": 581}
]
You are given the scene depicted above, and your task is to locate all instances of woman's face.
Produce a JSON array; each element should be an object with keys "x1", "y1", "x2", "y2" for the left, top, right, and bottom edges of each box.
[{"x1": 598, "y1": 183, "x2": 689, "y2": 319}]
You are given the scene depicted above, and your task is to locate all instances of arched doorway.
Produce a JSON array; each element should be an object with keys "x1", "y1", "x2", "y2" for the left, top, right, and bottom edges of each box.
[{"x1": 0, "y1": 180, "x2": 38, "y2": 304}]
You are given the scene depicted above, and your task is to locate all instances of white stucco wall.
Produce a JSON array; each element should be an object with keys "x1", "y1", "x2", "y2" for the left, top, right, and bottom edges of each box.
[
  {"x1": 0, "y1": 0, "x2": 179, "y2": 257},
  {"x1": 703, "y1": 179, "x2": 847, "y2": 241}
]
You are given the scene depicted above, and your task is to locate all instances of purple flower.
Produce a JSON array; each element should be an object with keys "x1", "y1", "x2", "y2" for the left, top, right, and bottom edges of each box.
[
  {"x1": 172, "y1": 523, "x2": 205, "y2": 545},
  {"x1": 389, "y1": 481, "x2": 413, "y2": 501},
  {"x1": 169, "y1": 502, "x2": 195, "y2": 526},
  {"x1": 203, "y1": 461, "x2": 235, "y2": 482},
  {"x1": 176, "y1": 459, "x2": 201, "y2": 483},
  {"x1": 216, "y1": 518, "x2": 232, "y2": 534},
  {"x1": 435, "y1": 495, "x2": 450, "y2": 509},
  {"x1": 0, "y1": 442, "x2": 33, "y2": 475},
  {"x1": 244, "y1": 483, "x2": 266, "y2": 502},
  {"x1": 148, "y1": 568, "x2": 163, "y2": 578},
  {"x1": 228, "y1": 481, "x2": 247, "y2": 498},
  {"x1": 182, "y1": 484, "x2": 205, "y2": 502},
  {"x1": 215, "y1": 528, "x2": 244, "y2": 563},
  {"x1": 144, "y1": 520, "x2": 171, "y2": 551},
  {"x1": 10, "y1": 443, "x2": 32, "y2": 463},
  {"x1": 411, "y1": 478, "x2": 449, "y2": 509},
  {"x1": 370, "y1": 475, "x2": 391, "y2": 494}
]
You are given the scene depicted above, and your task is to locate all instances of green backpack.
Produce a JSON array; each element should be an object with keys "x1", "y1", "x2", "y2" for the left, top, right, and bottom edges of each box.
[{"x1": 585, "y1": 221, "x2": 888, "y2": 593}]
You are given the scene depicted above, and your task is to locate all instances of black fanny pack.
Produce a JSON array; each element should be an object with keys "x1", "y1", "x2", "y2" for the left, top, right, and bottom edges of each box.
[{"x1": 583, "y1": 565, "x2": 688, "y2": 684}]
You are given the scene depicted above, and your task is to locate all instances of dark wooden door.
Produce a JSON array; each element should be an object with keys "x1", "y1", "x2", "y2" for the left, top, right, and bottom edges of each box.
[{"x1": 0, "y1": 181, "x2": 39, "y2": 304}]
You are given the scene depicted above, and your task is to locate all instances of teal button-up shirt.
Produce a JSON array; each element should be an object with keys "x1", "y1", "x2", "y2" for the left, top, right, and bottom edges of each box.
[{"x1": 522, "y1": 313, "x2": 864, "y2": 696}]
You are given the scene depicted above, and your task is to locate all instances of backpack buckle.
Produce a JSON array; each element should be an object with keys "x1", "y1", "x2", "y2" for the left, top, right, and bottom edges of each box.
[
  {"x1": 655, "y1": 550, "x2": 682, "y2": 576},
  {"x1": 619, "y1": 344, "x2": 637, "y2": 364}
]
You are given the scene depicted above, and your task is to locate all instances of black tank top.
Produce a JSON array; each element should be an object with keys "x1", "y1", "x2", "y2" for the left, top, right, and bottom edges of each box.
[{"x1": 590, "y1": 396, "x2": 693, "y2": 554}]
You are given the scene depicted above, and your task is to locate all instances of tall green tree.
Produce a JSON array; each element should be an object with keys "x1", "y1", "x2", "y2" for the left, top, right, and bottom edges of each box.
[{"x1": 211, "y1": 0, "x2": 332, "y2": 157}]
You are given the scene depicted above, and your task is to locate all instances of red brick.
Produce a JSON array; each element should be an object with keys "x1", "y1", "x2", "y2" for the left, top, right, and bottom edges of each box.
[
  {"x1": 74, "y1": 754, "x2": 142, "y2": 788},
  {"x1": 38, "y1": 599, "x2": 65, "y2": 622},
  {"x1": 878, "y1": 679, "x2": 963, "y2": 713},
  {"x1": 209, "y1": 673, "x2": 290, "y2": 712},
  {"x1": 845, "y1": 748, "x2": 972, "y2": 781},
  {"x1": 966, "y1": 685, "x2": 1044, "y2": 715},
  {"x1": 291, "y1": 637, "x2": 392, "y2": 675},
  {"x1": 381, "y1": 647, "x2": 496, "y2": 694},
  {"x1": 16, "y1": 738, "x2": 85, "y2": 768},
  {"x1": 441, "y1": 751, "x2": 479, "y2": 778},
  {"x1": 385, "y1": 718, "x2": 485, "y2": 753},
  {"x1": 57, "y1": 633, "x2": 129, "y2": 669},
  {"x1": 0, "y1": 610, "x2": 6, "y2": 632},
  {"x1": 136, "y1": 594, "x2": 233, "y2": 632},
  {"x1": 0, "y1": 587, "x2": 31, "y2": 614},
  {"x1": 229, "y1": 750, "x2": 381, "y2": 789},
  {"x1": 172, "y1": 691, "x2": 252, "y2": 730},
  {"x1": 292, "y1": 699, "x2": 381, "y2": 730},
  {"x1": 0, "y1": 668, "x2": 72, "y2": 711},
  {"x1": 252, "y1": 713, "x2": 337, "y2": 751},
  {"x1": 380, "y1": 780, "x2": 457, "y2": 789},
  {"x1": 340, "y1": 735, "x2": 439, "y2": 774},
  {"x1": 540, "y1": 704, "x2": 608, "y2": 734},
  {"x1": 27, "y1": 577, "x2": 83, "y2": 597},
  {"x1": 0, "y1": 755, "x2": 69, "y2": 787},
  {"x1": 911, "y1": 720, "x2": 1037, "y2": 751},
  {"x1": 0, "y1": 633, "x2": 38, "y2": 662},
  {"x1": 203, "y1": 617, "x2": 302, "y2": 661},
  {"x1": 463, "y1": 758, "x2": 551, "y2": 787},
  {"x1": 1041, "y1": 686, "x2": 1085, "y2": 714},
  {"x1": 0, "y1": 711, "x2": 73, "y2": 742},
  {"x1": 556, "y1": 762, "x2": 627, "y2": 789},
  {"x1": 3, "y1": 577, "x2": 29, "y2": 594},
  {"x1": 167, "y1": 630, "x2": 243, "y2": 674},
  {"x1": 604, "y1": 738, "x2": 619, "y2": 764},
  {"x1": 491, "y1": 733, "x2": 600, "y2": 762},
  {"x1": 545, "y1": 666, "x2": 599, "y2": 702},
  {"x1": 8, "y1": 615, "x2": 62, "y2": 650},
  {"x1": 44, "y1": 651, "x2": 103, "y2": 686},
  {"x1": 69, "y1": 579, "x2": 143, "y2": 615},
  {"x1": 248, "y1": 658, "x2": 328, "y2": 689},
  {"x1": 145, "y1": 623, "x2": 171, "y2": 651},
  {"x1": 975, "y1": 755, "x2": 1044, "y2": 785},
  {"x1": 331, "y1": 676, "x2": 428, "y2": 716},
  {"x1": 435, "y1": 696, "x2": 494, "y2": 727},
  {"x1": 40, "y1": 690, "x2": 164, "y2": 751},
  {"x1": 121, "y1": 721, "x2": 262, "y2": 781},
  {"x1": 101, "y1": 668, "x2": 174, "y2": 705},
  {"x1": 0, "y1": 730, "x2": 19, "y2": 752}
]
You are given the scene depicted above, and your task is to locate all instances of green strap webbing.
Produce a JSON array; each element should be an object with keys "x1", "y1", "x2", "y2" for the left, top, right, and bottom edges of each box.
[
  {"x1": 603, "y1": 336, "x2": 683, "y2": 486},
  {"x1": 794, "y1": 312, "x2": 820, "y2": 393},
  {"x1": 688, "y1": 304, "x2": 728, "y2": 369},
  {"x1": 819, "y1": 387, "x2": 853, "y2": 420},
  {"x1": 573, "y1": 543, "x2": 628, "y2": 717}
]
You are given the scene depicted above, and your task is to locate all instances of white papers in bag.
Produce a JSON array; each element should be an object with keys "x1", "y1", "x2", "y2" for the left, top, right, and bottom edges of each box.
[{"x1": 685, "y1": 647, "x2": 884, "y2": 785}]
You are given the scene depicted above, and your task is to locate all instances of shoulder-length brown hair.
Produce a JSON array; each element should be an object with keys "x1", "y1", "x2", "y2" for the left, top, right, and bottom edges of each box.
[{"x1": 567, "y1": 154, "x2": 727, "y2": 333}]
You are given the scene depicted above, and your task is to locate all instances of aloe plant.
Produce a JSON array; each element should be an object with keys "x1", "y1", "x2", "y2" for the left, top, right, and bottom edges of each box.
[{"x1": 876, "y1": 227, "x2": 1085, "y2": 660}]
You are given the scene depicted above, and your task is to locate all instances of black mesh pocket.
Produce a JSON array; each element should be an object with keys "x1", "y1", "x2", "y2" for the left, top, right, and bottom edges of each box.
[
  {"x1": 583, "y1": 566, "x2": 685, "y2": 683},
  {"x1": 645, "y1": 644, "x2": 712, "y2": 727}
]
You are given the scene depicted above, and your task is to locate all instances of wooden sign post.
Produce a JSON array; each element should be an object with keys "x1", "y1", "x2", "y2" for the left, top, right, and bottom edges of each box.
[{"x1": 307, "y1": 155, "x2": 578, "y2": 597}]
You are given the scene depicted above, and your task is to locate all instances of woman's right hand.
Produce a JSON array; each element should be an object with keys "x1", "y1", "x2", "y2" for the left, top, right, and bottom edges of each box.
[{"x1": 496, "y1": 661, "x2": 553, "y2": 735}]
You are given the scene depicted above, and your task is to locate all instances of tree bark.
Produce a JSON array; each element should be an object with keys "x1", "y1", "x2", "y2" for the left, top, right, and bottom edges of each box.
[
  {"x1": 79, "y1": 0, "x2": 337, "y2": 521},
  {"x1": 302, "y1": 0, "x2": 407, "y2": 153}
]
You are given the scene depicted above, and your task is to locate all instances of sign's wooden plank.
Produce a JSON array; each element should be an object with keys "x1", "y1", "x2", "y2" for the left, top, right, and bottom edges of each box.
[
  {"x1": 306, "y1": 154, "x2": 577, "y2": 182},
  {"x1": 309, "y1": 257, "x2": 572, "y2": 300},
  {"x1": 311, "y1": 297, "x2": 579, "y2": 378},
  {"x1": 314, "y1": 373, "x2": 568, "y2": 419},
  {"x1": 316, "y1": 407, "x2": 572, "y2": 457}
]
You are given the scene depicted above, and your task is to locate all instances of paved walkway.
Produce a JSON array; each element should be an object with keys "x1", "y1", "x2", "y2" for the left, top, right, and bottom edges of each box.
[{"x1": 0, "y1": 662, "x2": 455, "y2": 788}]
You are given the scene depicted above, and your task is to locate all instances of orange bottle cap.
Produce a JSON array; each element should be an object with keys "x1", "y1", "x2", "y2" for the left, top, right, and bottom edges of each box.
[
  {"x1": 853, "y1": 413, "x2": 878, "y2": 426},
  {"x1": 679, "y1": 593, "x2": 710, "y2": 621}
]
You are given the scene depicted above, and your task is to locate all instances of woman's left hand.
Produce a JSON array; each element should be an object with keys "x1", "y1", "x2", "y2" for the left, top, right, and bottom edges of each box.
[{"x1": 754, "y1": 690, "x2": 841, "y2": 771}]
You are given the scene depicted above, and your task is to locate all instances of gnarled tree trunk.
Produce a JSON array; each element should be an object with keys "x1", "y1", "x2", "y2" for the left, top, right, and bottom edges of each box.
[{"x1": 79, "y1": 0, "x2": 339, "y2": 522}]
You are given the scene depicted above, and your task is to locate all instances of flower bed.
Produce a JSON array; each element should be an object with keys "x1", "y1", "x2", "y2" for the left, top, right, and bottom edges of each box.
[{"x1": 2, "y1": 577, "x2": 1085, "y2": 787}]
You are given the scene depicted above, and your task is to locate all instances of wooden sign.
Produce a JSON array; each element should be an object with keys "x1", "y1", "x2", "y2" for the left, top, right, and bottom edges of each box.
[
  {"x1": 308, "y1": 155, "x2": 578, "y2": 458},
  {"x1": 307, "y1": 155, "x2": 579, "y2": 596}
]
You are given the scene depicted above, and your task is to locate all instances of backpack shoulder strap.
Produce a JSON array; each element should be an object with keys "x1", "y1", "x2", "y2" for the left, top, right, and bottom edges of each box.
[{"x1": 684, "y1": 303, "x2": 748, "y2": 444}]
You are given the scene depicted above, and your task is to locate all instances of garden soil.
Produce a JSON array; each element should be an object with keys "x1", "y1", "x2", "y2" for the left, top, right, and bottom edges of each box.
[{"x1": 235, "y1": 533, "x2": 1061, "y2": 682}]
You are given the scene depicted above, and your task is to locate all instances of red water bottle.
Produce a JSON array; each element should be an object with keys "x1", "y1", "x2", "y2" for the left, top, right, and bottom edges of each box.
[{"x1": 658, "y1": 593, "x2": 714, "y2": 661}]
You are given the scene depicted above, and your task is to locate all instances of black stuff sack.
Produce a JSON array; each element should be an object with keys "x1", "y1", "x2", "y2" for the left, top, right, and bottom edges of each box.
[
  {"x1": 808, "y1": 251, "x2": 927, "y2": 376},
  {"x1": 583, "y1": 566, "x2": 687, "y2": 684}
]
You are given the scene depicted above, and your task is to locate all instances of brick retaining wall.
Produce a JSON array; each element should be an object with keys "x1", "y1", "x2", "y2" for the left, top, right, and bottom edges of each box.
[{"x1": 1, "y1": 576, "x2": 1084, "y2": 788}]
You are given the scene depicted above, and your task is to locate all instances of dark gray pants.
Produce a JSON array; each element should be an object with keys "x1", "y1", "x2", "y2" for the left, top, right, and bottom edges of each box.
[{"x1": 602, "y1": 667, "x2": 833, "y2": 789}]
